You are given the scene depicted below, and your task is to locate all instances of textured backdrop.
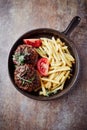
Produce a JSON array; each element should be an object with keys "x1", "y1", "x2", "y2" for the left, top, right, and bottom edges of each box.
[{"x1": 0, "y1": 0, "x2": 87, "y2": 130}]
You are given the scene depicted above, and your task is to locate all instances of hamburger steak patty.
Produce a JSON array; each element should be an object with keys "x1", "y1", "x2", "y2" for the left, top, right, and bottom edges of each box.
[
  {"x1": 14, "y1": 64, "x2": 41, "y2": 92},
  {"x1": 13, "y1": 44, "x2": 38, "y2": 66}
]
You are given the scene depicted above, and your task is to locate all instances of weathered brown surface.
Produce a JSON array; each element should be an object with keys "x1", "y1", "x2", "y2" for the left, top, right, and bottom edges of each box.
[{"x1": 0, "y1": 0, "x2": 87, "y2": 130}]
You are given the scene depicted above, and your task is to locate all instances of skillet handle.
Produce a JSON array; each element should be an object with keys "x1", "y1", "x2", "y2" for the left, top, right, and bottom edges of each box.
[{"x1": 62, "y1": 16, "x2": 81, "y2": 36}]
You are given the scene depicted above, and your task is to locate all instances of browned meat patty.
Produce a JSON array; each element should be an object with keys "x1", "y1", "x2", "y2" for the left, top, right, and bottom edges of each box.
[
  {"x1": 13, "y1": 44, "x2": 38, "y2": 66},
  {"x1": 14, "y1": 64, "x2": 41, "y2": 92}
]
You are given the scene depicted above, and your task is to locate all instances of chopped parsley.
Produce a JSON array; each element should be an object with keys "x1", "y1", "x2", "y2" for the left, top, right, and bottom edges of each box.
[{"x1": 13, "y1": 53, "x2": 25, "y2": 65}]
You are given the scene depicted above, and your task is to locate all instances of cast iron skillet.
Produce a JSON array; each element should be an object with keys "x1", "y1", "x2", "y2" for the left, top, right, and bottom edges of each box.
[{"x1": 8, "y1": 16, "x2": 81, "y2": 100}]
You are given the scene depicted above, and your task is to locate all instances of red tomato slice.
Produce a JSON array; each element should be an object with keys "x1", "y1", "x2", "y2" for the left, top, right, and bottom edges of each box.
[
  {"x1": 37, "y1": 58, "x2": 49, "y2": 76},
  {"x1": 23, "y1": 39, "x2": 42, "y2": 47}
]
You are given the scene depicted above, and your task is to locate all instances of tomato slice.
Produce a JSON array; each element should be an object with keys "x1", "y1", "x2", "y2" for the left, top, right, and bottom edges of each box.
[
  {"x1": 23, "y1": 39, "x2": 42, "y2": 47},
  {"x1": 37, "y1": 58, "x2": 49, "y2": 76}
]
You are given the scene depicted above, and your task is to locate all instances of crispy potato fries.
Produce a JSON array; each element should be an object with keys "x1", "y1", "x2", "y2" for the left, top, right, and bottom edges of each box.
[{"x1": 35, "y1": 37, "x2": 75, "y2": 96}]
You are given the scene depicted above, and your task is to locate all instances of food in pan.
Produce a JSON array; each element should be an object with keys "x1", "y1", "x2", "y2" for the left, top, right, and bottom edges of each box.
[
  {"x1": 12, "y1": 37, "x2": 75, "y2": 96},
  {"x1": 23, "y1": 39, "x2": 42, "y2": 47},
  {"x1": 13, "y1": 44, "x2": 38, "y2": 66},
  {"x1": 37, "y1": 57, "x2": 49, "y2": 76},
  {"x1": 35, "y1": 37, "x2": 75, "y2": 96},
  {"x1": 14, "y1": 64, "x2": 41, "y2": 92}
]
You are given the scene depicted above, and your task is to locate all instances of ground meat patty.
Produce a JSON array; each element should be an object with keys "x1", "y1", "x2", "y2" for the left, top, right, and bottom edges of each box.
[
  {"x1": 14, "y1": 64, "x2": 41, "y2": 92},
  {"x1": 13, "y1": 44, "x2": 38, "y2": 66}
]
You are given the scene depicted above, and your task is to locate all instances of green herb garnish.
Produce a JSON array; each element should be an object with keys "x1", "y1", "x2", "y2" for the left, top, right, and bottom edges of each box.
[
  {"x1": 18, "y1": 55, "x2": 25, "y2": 64},
  {"x1": 18, "y1": 76, "x2": 34, "y2": 85},
  {"x1": 13, "y1": 53, "x2": 25, "y2": 65}
]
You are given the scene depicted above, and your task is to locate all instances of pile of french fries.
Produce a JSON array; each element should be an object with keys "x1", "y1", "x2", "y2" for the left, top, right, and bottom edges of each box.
[{"x1": 35, "y1": 37, "x2": 75, "y2": 96}]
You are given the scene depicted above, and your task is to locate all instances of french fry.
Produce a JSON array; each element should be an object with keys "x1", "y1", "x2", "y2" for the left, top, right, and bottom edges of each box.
[{"x1": 36, "y1": 37, "x2": 75, "y2": 96}]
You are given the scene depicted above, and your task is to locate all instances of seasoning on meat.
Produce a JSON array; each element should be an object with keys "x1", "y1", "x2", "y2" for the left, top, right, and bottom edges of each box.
[
  {"x1": 13, "y1": 44, "x2": 38, "y2": 66},
  {"x1": 14, "y1": 64, "x2": 41, "y2": 92}
]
